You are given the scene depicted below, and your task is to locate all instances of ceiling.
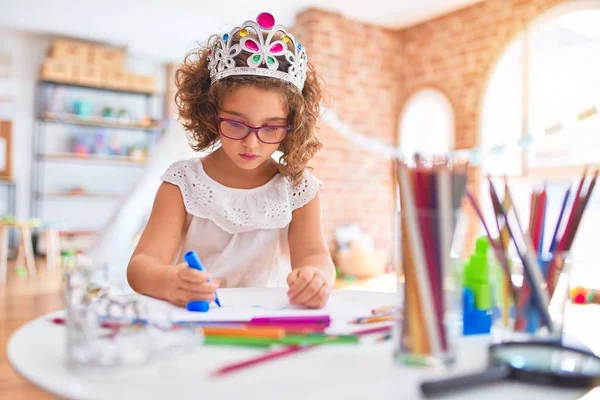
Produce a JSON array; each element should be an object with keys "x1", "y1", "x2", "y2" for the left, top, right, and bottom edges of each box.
[{"x1": 1, "y1": 0, "x2": 483, "y2": 62}]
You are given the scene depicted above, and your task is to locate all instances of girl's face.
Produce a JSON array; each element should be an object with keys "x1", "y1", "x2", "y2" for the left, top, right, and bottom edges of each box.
[{"x1": 217, "y1": 85, "x2": 289, "y2": 171}]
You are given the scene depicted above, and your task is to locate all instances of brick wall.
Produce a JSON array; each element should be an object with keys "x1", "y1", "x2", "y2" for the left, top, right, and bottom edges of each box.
[
  {"x1": 293, "y1": 11, "x2": 402, "y2": 256},
  {"x1": 294, "y1": 0, "x2": 569, "y2": 255},
  {"x1": 400, "y1": 0, "x2": 567, "y2": 253},
  {"x1": 398, "y1": 0, "x2": 566, "y2": 150}
]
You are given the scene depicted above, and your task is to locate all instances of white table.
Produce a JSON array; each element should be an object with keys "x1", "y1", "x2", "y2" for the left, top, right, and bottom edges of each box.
[{"x1": 7, "y1": 288, "x2": 589, "y2": 400}]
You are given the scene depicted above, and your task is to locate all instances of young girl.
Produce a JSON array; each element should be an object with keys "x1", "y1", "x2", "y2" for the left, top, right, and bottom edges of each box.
[{"x1": 127, "y1": 12, "x2": 335, "y2": 309}]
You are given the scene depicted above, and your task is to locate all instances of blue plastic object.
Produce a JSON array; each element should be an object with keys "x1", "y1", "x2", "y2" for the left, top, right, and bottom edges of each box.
[
  {"x1": 186, "y1": 300, "x2": 210, "y2": 312},
  {"x1": 184, "y1": 250, "x2": 222, "y2": 312},
  {"x1": 463, "y1": 288, "x2": 492, "y2": 335}
]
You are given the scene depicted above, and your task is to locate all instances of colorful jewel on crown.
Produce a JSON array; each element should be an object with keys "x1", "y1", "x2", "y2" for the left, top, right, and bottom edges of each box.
[{"x1": 208, "y1": 12, "x2": 308, "y2": 91}]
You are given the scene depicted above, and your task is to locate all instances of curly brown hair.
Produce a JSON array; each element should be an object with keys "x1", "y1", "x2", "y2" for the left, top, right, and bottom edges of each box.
[{"x1": 174, "y1": 33, "x2": 326, "y2": 184}]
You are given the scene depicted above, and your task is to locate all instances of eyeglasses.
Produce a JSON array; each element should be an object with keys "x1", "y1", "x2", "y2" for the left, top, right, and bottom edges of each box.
[{"x1": 216, "y1": 116, "x2": 291, "y2": 145}]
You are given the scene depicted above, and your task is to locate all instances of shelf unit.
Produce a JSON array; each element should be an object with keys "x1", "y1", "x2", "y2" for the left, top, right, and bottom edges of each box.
[
  {"x1": 40, "y1": 152, "x2": 147, "y2": 166},
  {"x1": 35, "y1": 191, "x2": 122, "y2": 200},
  {"x1": 31, "y1": 80, "x2": 162, "y2": 250},
  {"x1": 39, "y1": 80, "x2": 154, "y2": 95},
  {"x1": 40, "y1": 112, "x2": 161, "y2": 131}
]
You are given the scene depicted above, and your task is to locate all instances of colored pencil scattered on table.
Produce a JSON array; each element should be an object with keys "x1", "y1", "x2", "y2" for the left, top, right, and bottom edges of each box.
[
  {"x1": 376, "y1": 331, "x2": 393, "y2": 342},
  {"x1": 211, "y1": 345, "x2": 311, "y2": 376},
  {"x1": 351, "y1": 325, "x2": 393, "y2": 336},
  {"x1": 371, "y1": 305, "x2": 395, "y2": 315},
  {"x1": 350, "y1": 314, "x2": 393, "y2": 324}
]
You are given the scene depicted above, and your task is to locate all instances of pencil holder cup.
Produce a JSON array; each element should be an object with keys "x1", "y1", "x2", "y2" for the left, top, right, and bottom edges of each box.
[
  {"x1": 490, "y1": 251, "x2": 573, "y2": 345},
  {"x1": 65, "y1": 259, "x2": 202, "y2": 370},
  {"x1": 393, "y1": 208, "x2": 467, "y2": 367}
]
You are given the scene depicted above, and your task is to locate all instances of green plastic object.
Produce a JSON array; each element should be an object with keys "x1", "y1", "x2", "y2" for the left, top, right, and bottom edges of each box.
[{"x1": 463, "y1": 236, "x2": 492, "y2": 310}]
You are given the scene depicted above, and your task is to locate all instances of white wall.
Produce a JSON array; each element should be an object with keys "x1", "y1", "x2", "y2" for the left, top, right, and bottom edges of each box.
[
  {"x1": 89, "y1": 121, "x2": 197, "y2": 287},
  {"x1": 0, "y1": 28, "x2": 166, "y2": 225},
  {"x1": 0, "y1": 28, "x2": 52, "y2": 219}
]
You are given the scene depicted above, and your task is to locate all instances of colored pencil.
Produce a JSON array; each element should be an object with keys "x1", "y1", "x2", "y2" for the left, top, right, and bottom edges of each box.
[
  {"x1": 211, "y1": 345, "x2": 310, "y2": 376},
  {"x1": 350, "y1": 315, "x2": 393, "y2": 324},
  {"x1": 428, "y1": 167, "x2": 446, "y2": 351},
  {"x1": 490, "y1": 179, "x2": 531, "y2": 331},
  {"x1": 556, "y1": 172, "x2": 588, "y2": 252},
  {"x1": 204, "y1": 333, "x2": 359, "y2": 348},
  {"x1": 399, "y1": 199, "x2": 426, "y2": 353},
  {"x1": 415, "y1": 168, "x2": 444, "y2": 350},
  {"x1": 279, "y1": 334, "x2": 359, "y2": 345},
  {"x1": 371, "y1": 305, "x2": 395, "y2": 315},
  {"x1": 436, "y1": 166, "x2": 453, "y2": 348},
  {"x1": 351, "y1": 325, "x2": 393, "y2": 336},
  {"x1": 204, "y1": 336, "x2": 275, "y2": 348},
  {"x1": 529, "y1": 190, "x2": 539, "y2": 248},
  {"x1": 202, "y1": 326, "x2": 285, "y2": 339},
  {"x1": 548, "y1": 185, "x2": 572, "y2": 255},
  {"x1": 566, "y1": 170, "x2": 598, "y2": 250},
  {"x1": 376, "y1": 331, "x2": 393, "y2": 342},
  {"x1": 537, "y1": 188, "x2": 547, "y2": 258},
  {"x1": 249, "y1": 315, "x2": 330, "y2": 325}
]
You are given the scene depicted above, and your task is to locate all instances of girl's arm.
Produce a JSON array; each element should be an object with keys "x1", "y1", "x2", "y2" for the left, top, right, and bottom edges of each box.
[
  {"x1": 127, "y1": 182, "x2": 218, "y2": 306},
  {"x1": 287, "y1": 191, "x2": 336, "y2": 308}
]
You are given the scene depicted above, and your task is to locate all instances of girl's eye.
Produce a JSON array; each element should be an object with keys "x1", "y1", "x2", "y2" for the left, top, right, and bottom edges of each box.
[{"x1": 224, "y1": 120, "x2": 246, "y2": 130}]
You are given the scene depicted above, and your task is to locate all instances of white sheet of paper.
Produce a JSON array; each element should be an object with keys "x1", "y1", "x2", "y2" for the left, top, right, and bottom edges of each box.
[{"x1": 138, "y1": 288, "x2": 392, "y2": 322}]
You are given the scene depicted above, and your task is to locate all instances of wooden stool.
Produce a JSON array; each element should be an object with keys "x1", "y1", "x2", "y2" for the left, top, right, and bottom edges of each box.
[
  {"x1": 0, "y1": 221, "x2": 10, "y2": 286},
  {"x1": 0, "y1": 218, "x2": 62, "y2": 285},
  {"x1": 40, "y1": 226, "x2": 61, "y2": 271},
  {"x1": 14, "y1": 219, "x2": 39, "y2": 279},
  {"x1": 0, "y1": 218, "x2": 37, "y2": 285}
]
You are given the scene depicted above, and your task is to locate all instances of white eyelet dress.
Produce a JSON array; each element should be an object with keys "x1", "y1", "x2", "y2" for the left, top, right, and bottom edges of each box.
[{"x1": 160, "y1": 158, "x2": 322, "y2": 288}]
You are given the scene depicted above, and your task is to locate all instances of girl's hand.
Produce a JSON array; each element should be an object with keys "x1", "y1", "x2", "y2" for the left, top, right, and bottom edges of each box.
[
  {"x1": 287, "y1": 266, "x2": 331, "y2": 309},
  {"x1": 165, "y1": 263, "x2": 219, "y2": 308}
]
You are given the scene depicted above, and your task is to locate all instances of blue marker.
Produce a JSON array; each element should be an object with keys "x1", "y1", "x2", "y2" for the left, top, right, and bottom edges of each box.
[{"x1": 184, "y1": 250, "x2": 222, "y2": 311}]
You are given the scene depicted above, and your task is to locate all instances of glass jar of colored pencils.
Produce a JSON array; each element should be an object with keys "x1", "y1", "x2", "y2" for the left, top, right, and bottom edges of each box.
[
  {"x1": 490, "y1": 251, "x2": 573, "y2": 345},
  {"x1": 65, "y1": 261, "x2": 202, "y2": 369},
  {"x1": 393, "y1": 160, "x2": 469, "y2": 367}
]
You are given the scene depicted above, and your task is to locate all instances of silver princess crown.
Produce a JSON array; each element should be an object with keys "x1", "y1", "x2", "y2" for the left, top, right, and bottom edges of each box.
[{"x1": 208, "y1": 12, "x2": 308, "y2": 91}]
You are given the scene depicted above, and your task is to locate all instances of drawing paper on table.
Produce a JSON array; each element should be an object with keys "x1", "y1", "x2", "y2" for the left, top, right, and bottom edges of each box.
[{"x1": 138, "y1": 288, "x2": 377, "y2": 322}]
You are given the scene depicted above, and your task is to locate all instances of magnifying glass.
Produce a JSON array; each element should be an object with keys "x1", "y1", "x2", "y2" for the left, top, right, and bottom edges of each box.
[{"x1": 421, "y1": 342, "x2": 600, "y2": 397}]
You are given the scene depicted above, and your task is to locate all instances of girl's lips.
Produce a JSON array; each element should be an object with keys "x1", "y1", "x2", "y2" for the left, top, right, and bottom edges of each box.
[{"x1": 239, "y1": 153, "x2": 258, "y2": 160}]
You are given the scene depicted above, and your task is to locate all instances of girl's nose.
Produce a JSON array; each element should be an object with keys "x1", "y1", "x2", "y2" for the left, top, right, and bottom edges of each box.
[{"x1": 242, "y1": 129, "x2": 260, "y2": 148}]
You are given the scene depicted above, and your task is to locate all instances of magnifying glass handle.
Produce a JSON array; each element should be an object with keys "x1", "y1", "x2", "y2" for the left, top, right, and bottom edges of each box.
[{"x1": 421, "y1": 365, "x2": 511, "y2": 397}]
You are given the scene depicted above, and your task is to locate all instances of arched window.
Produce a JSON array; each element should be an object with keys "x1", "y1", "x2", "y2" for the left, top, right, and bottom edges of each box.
[
  {"x1": 398, "y1": 88, "x2": 454, "y2": 157},
  {"x1": 480, "y1": 3, "x2": 600, "y2": 283}
]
